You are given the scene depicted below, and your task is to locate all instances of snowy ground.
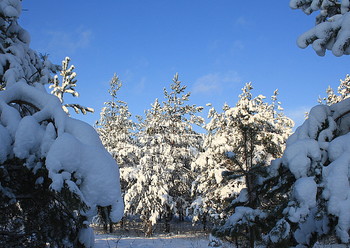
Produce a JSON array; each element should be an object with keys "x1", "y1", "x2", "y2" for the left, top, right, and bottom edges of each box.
[
  {"x1": 94, "y1": 234, "x2": 350, "y2": 248},
  {"x1": 92, "y1": 220, "x2": 349, "y2": 248},
  {"x1": 94, "y1": 233, "x2": 214, "y2": 248}
]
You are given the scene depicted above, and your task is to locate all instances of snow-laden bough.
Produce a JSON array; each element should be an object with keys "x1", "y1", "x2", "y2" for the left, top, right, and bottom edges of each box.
[{"x1": 0, "y1": 81, "x2": 124, "y2": 246}]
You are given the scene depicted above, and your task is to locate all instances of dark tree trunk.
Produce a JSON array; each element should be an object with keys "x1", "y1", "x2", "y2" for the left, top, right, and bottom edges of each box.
[
  {"x1": 249, "y1": 226, "x2": 255, "y2": 248},
  {"x1": 144, "y1": 220, "x2": 153, "y2": 237},
  {"x1": 109, "y1": 221, "x2": 113, "y2": 233},
  {"x1": 246, "y1": 173, "x2": 258, "y2": 248},
  {"x1": 179, "y1": 208, "x2": 184, "y2": 222},
  {"x1": 165, "y1": 217, "x2": 171, "y2": 233},
  {"x1": 120, "y1": 216, "x2": 125, "y2": 229},
  {"x1": 101, "y1": 206, "x2": 113, "y2": 233},
  {"x1": 165, "y1": 205, "x2": 172, "y2": 233},
  {"x1": 202, "y1": 214, "x2": 207, "y2": 231}
]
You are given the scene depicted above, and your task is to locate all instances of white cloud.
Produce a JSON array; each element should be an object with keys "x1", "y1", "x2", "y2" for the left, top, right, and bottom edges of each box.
[
  {"x1": 193, "y1": 71, "x2": 241, "y2": 94},
  {"x1": 46, "y1": 27, "x2": 92, "y2": 54}
]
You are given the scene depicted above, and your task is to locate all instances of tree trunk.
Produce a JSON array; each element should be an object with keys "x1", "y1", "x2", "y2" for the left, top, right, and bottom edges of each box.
[
  {"x1": 109, "y1": 221, "x2": 113, "y2": 233},
  {"x1": 249, "y1": 226, "x2": 255, "y2": 248},
  {"x1": 165, "y1": 205, "x2": 172, "y2": 233},
  {"x1": 202, "y1": 214, "x2": 207, "y2": 231},
  {"x1": 144, "y1": 220, "x2": 153, "y2": 237},
  {"x1": 165, "y1": 221, "x2": 170, "y2": 233},
  {"x1": 179, "y1": 207, "x2": 184, "y2": 222},
  {"x1": 120, "y1": 216, "x2": 125, "y2": 229},
  {"x1": 246, "y1": 173, "x2": 258, "y2": 247}
]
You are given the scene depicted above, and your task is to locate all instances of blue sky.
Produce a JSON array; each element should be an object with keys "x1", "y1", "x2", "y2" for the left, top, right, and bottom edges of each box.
[{"x1": 21, "y1": 1, "x2": 350, "y2": 129}]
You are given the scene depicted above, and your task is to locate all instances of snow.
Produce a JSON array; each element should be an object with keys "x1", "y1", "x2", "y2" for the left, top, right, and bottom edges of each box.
[
  {"x1": 272, "y1": 95, "x2": 350, "y2": 245},
  {"x1": 268, "y1": 219, "x2": 291, "y2": 244},
  {"x1": 94, "y1": 233, "x2": 350, "y2": 248},
  {"x1": 1, "y1": 0, "x2": 21, "y2": 18},
  {"x1": 294, "y1": 177, "x2": 317, "y2": 209},
  {"x1": 291, "y1": 0, "x2": 350, "y2": 56},
  {"x1": 283, "y1": 139, "x2": 321, "y2": 178},
  {"x1": 94, "y1": 234, "x2": 212, "y2": 248},
  {"x1": 230, "y1": 188, "x2": 248, "y2": 205},
  {"x1": 224, "y1": 206, "x2": 267, "y2": 228},
  {"x1": 79, "y1": 227, "x2": 95, "y2": 248},
  {"x1": 122, "y1": 77, "x2": 203, "y2": 231},
  {"x1": 0, "y1": 123, "x2": 11, "y2": 163},
  {"x1": 288, "y1": 177, "x2": 317, "y2": 223},
  {"x1": 14, "y1": 116, "x2": 44, "y2": 159},
  {"x1": 0, "y1": 81, "x2": 124, "y2": 245},
  {"x1": 322, "y1": 133, "x2": 350, "y2": 242}
]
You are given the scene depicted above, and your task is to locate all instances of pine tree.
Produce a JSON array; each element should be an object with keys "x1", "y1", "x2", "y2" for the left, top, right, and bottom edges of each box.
[
  {"x1": 190, "y1": 104, "x2": 243, "y2": 231},
  {"x1": 0, "y1": 1, "x2": 58, "y2": 90},
  {"x1": 124, "y1": 74, "x2": 203, "y2": 236},
  {"x1": 210, "y1": 83, "x2": 293, "y2": 247},
  {"x1": 290, "y1": 0, "x2": 350, "y2": 56},
  {"x1": 319, "y1": 74, "x2": 350, "y2": 105},
  {"x1": 49, "y1": 57, "x2": 94, "y2": 115},
  {"x1": 96, "y1": 74, "x2": 139, "y2": 170},
  {"x1": 95, "y1": 74, "x2": 139, "y2": 232},
  {"x1": 0, "y1": 2, "x2": 123, "y2": 247},
  {"x1": 220, "y1": 75, "x2": 350, "y2": 247},
  {"x1": 254, "y1": 73, "x2": 350, "y2": 247}
]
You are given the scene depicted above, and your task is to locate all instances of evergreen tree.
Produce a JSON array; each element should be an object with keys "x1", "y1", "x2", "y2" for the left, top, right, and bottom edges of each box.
[
  {"x1": 96, "y1": 74, "x2": 139, "y2": 170},
  {"x1": 124, "y1": 74, "x2": 203, "y2": 236},
  {"x1": 190, "y1": 104, "x2": 243, "y2": 231},
  {"x1": 216, "y1": 75, "x2": 350, "y2": 247},
  {"x1": 290, "y1": 0, "x2": 350, "y2": 56},
  {"x1": 0, "y1": 1, "x2": 123, "y2": 247},
  {"x1": 210, "y1": 83, "x2": 293, "y2": 248},
  {"x1": 250, "y1": 102, "x2": 350, "y2": 247},
  {"x1": 255, "y1": 73, "x2": 350, "y2": 247},
  {"x1": 0, "y1": 1, "x2": 58, "y2": 90},
  {"x1": 49, "y1": 57, "x2": 94, "y2": 115},
  {"x1": 95, "y1": 74, "x2": 139, "y2": 232},
  {"x1": 319, "y1": 74, "x2": 350, "y2": 105}
]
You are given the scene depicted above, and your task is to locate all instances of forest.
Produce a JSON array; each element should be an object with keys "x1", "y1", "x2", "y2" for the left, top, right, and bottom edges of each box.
[{"x1": 1, "y1": 0, "x2": 350, "y2": 248}]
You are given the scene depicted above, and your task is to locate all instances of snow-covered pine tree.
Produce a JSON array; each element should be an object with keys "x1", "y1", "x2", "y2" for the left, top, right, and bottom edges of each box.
[
  {"x1": 49, "y1": 57, "x2": 94, "y2": 115},
  {"x1": 96, "y1": 74, "x2": 139, "y2": 170},
  {"x1": 190, "y1": 104, "x2": 243, "y2": 231},
  {"x1": 221, "y1": 75, "x2": 350, "y2": 247},
  {"x1": 0, "y1": 1, "x2": 123, "y2": 247},
  {"x1": 254, "y1": 102, "x2": 350, "y2": 247},
  {"x1": 319, "y1": 74, "x2": 350, "y2": 105},
  {"x1": 95, "y1": 74, "x2": 139, "y2": 232},
  {"x1": 0, "y1": 2, "x2": 58, "y2": 90},
  {"x1": 255, "y1": 73, "x2": 350, "y2": 247},
  {"x1": 124, "y1": 74, "x2": 203, "y2": 236},
  {"x1": 290, "y1": 0, "x2": 350, "y2": 56},
  {"x1": 211, "y1": 83, "x2": 293, "y2": 248}
]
